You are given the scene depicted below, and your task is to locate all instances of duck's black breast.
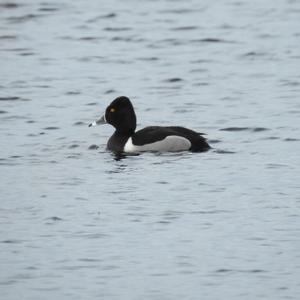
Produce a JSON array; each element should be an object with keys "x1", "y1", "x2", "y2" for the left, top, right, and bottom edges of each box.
[
  {"x1": 131, "y1": 126, "x2": 210, "y2": 152},
  {"x1": 107, "y1": 131, "x2": 130, "y2": 152}
]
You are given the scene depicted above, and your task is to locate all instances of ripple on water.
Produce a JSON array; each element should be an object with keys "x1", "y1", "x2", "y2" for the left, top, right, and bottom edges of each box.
[
  {"x1": 104, "y1": 89, "x2": 116, "y2": 94},
  {"x1": 192, "y1": 38, "x2": 234, "y2": 43},
  {"x1": 262, "y1": 136, "x2": 280, "y2": 140},
  {"x1": 160, "y1": 8, "x2": 199, "y2": 14},
  {"x1": 240, "y1": 51, "x2": 271, "y2": 59},
  {"x1": 72, "y1": 232, "x2": 109, "y2": 240},
  {"x1": 43, "y1": 126, "x2": 60, "y2": 130},
  {"x1": 10, "y1": 155, "x2": 22, "y2": 159},
  {"x1": 220, "y1": 127, "x2": 269, "y2": 132},
  {"x1": 68, "y1": 144, "x2": 80, "y2": 149},
  {"x1": 88, "y1": 144, "x2": 99, "y2": 150},
  {"x1": 137, "y1": 56, "x2": 159, "y2": 62},
  {"x1": 65, "y1": 91, "x2": 81, "y2": 95},
  {"x1": 103, "y1": 27, "x2": 132, "y2": 32},
  {"x1": 0, "y1": 96, "x2": 30, "y2": 101},
  {"x1": 0, "y1": 3, "x2": 20, "y2": 9},
  {"x1": 279, "y1": 79, "x2": 300, "y2": 87},
  {"x1": 7, "y1": 14, "x2": 43, "y2": 23},
  {"x1": 266, "y1": 163, "x2": 290, "y2": 169},
  {"x1": 77, "y1": 258, "x2": 103, "y2": 263},
  {"x1": 73, "y1": 121, "x2": 85, "y2": 126},
  {"x1": 38, "y1": 6, "x2": 59, "y2": 12},
  {"x1": 170, "y1": 26, "x2": 199, "y2": 31},
  {"x1": 208, "y1": 139, "x2": 222, "y2": 144},
  {"x1": 0, "y1": 157, "x2": 20, "y2": 166},
  {"x1": 215, "y1": 268, "x2": 233, "y2": 273},
  {"x1": 191, "y1": 209, "x2": 232, "y2": 215},
  {"x1": 0, "y1": 35, "x2": 17, "y2": 40},
  {"x1": 214, "y1": 268, "x2": 267, "y2": 274},
  {"x1": 1, "y1": 239, "x2": 24, "y2": 244},
  {"x1": 164, "y1": 77, "x2": 184, "y2": 83},
  {"x1": 44, "y1": 216, "x2": 63, "y2": 224},
  {"x1": 45, "y1": 216, "x2": 63, "y2": 221},
  {"x1": 284, "y1": 138, "x2": 300, "y2": 142},
  {"x1": 213, "y1": 149, "x2": 236, "y2": 154},
  {"x1": 66, "y1": 153, "x2": 82, "y2": 159},
  {"x1": 77, "y1": 36, "x2": 102, "y2": 41},
  {"x1": 87, "y1": 13, "x2": 117, "y2": 23}
]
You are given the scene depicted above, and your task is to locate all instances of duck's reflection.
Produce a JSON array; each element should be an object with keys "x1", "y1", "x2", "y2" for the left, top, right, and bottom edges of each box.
[
  {"x1": 112, "y1": 151, "x2": 139, "y2": 161},
  {"x1": 104, "y1": 151, "x2": 140, "y2": 174}
]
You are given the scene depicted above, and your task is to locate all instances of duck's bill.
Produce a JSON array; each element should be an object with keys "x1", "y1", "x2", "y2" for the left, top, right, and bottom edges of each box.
[{"x1": 88, "y1": 115, "x2": 106, "y2": 127}]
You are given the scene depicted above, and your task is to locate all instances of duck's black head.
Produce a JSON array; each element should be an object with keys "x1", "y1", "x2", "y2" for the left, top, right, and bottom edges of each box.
[{"x1": 89, "y1": 96, "x2": 137, "y2": 135}]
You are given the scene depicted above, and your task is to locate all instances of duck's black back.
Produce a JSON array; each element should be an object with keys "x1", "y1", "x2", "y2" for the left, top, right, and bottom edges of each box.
[{"x1": 132, "y1": 126, "x2": 210, "y2": 152}]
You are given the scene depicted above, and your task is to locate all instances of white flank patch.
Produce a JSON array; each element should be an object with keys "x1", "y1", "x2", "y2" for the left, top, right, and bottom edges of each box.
[{"x1": 124, "y1": 135, "x2": 191, "y2": 153}]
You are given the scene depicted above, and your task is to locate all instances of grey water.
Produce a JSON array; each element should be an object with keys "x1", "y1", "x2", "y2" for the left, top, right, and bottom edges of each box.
[{"x1": 1, "y1": 0, "x2": 300, "y2": 299}]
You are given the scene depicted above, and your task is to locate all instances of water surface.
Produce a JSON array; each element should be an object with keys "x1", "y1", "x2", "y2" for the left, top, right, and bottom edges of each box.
[{"x1": 1, "y1": 0, "x2": 300, "y2": 299}]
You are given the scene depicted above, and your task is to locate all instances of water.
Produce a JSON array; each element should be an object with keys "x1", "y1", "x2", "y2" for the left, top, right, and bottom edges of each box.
[{"x1": 1, "y1": 0, "x2": 300, "y2": 299}]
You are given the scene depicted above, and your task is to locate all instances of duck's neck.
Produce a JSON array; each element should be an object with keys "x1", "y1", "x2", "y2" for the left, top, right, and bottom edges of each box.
[{"x1": 107, "y1": 129, "x2": 134, "y2": 152}]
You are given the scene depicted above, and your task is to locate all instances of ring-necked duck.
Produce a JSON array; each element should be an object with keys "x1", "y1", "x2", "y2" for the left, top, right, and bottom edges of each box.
[{"x1": 89, "y1": 96, "x2": 210, "y2": 153}]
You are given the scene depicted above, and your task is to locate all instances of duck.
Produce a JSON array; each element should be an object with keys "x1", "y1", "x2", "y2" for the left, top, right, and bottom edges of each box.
[{"x1": 89, "y1": 96, "x2": 210, "y2": 153}]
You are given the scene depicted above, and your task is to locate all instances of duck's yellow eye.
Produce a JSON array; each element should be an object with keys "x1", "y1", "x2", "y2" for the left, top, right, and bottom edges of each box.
[{"x1": 110, "y1": 108, "x2": 115, "y2": 113}]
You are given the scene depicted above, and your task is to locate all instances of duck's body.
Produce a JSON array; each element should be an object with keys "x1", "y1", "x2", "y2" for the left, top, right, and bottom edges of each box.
[
  {"x1": 107, "y1": 126, "x2": 207, "y2": 153},
  {"x1": 89, "y1": 96, "x2": 210, "y2": 153}
]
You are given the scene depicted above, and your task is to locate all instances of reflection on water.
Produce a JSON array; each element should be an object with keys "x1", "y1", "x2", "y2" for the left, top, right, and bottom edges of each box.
[{"x1": 1, "y1": 0, "x2": 300, "y2": 299}]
